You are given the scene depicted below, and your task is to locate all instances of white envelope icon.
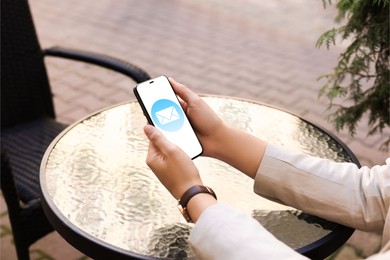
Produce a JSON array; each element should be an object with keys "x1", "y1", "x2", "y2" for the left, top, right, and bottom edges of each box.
[{"x1": 155, "y1": 106, "x2": 180, "y2": 125}]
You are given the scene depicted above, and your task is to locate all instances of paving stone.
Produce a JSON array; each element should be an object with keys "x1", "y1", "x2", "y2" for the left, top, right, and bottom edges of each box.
[
  {"x1": 1, "y1": 0, "x2": 386, "y2": 259},
  {"x1": 50, "y1": 81, "x2": 83, "y2": 102}
]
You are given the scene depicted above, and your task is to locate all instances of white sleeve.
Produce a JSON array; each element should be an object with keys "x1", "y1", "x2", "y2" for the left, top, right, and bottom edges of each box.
[
  {"x1": 366, "y1": 250, "x2": 390, "y2": 260},
  {"x1": 254, "y1": 144, "x2": 390, "y2": 237},
  {"x1": 189, "y1": 203, "x2": 308, "y2": 260}
]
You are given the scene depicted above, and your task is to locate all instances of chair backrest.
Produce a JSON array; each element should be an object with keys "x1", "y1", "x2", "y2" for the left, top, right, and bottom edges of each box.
[{"x1": 1, "y1": 0, "x2": 55, "y2": 129}]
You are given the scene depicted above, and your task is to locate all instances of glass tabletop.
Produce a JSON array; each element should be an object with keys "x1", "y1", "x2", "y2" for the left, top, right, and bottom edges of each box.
[{"x1": 40, "y1": 96, "x2": 356, "y2": 259}]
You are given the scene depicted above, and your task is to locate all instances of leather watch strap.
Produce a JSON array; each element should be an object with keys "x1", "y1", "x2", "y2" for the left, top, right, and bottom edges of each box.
[{"x1": 178, "y1": 185, "x2": 217, "y2": 208}]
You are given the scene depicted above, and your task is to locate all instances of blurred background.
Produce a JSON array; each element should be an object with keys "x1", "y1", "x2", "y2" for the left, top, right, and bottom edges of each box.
[{"x1": 1, "y1": 0, "x2": 387, "y2": 259}]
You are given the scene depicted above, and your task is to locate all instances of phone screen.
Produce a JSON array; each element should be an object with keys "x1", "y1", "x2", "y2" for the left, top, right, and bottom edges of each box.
[{"x1": 134, "y1": 75, "x2": 203, "y2": 159}]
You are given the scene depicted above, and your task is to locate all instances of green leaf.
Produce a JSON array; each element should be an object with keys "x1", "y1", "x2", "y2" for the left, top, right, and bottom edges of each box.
[
  {"x1": 316, "y1": 0, "x2": 389, "y2": 149},
  {"x1": 316, "y1": 28, "x2": 338, "y2": 49}
]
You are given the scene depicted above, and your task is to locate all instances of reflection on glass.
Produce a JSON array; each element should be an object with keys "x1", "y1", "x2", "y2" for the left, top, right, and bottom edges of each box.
[{"x1": 42, "y1": 97, "x2": 353, "y2": 257}]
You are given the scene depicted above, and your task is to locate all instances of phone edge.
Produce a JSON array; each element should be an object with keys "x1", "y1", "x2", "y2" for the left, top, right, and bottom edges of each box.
[
  {"x1": 133, "y1": 76, "x2": 203, "y2": 160},
  {"x1": 133, "y1": 84, "x2": 155, "y2": 126}
]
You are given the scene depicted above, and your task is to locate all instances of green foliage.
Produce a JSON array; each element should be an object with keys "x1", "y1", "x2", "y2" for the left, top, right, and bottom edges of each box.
[
  {"x1": 0, "y1": 224, "x2": 12, "y2": 238},
  {"x1": 317, "y1": 0, "x2": 390, "y2": 150},
  {"x1": 30, "y1": 249, "x2": 56, "y2": 260}
]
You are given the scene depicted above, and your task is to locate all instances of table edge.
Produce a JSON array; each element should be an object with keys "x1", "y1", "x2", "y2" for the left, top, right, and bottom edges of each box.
[{"x1": 39, "y1": 96, "x2": 359, "y2": 259}]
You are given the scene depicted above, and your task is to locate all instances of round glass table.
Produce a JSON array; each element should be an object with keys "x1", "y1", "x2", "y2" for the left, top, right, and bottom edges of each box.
[{"x1": 40, "y1": 96, "x2": 358, "y2": 259}]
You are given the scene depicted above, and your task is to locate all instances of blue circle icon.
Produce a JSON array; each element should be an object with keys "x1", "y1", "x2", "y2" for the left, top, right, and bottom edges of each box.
[{"x1": 151, "y1": 99, "x2": 184, "y2": 132}]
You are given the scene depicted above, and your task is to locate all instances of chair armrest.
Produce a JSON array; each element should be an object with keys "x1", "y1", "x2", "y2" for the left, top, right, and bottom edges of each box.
[
  {"x1": 1, "y1": 146, "x2": 19, "y2": 209},
  {"x1": 43, "y1": 46, "x2": 151, "y2": 83}
]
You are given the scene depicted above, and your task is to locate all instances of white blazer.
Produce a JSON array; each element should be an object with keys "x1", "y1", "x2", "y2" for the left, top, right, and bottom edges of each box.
[{"x1": 189, "y1": 144, "x2": 390, "y2": 259}]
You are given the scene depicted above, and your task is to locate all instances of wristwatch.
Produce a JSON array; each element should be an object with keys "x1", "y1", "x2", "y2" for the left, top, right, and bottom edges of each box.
[{"x1": 178, "y1": 185, "x2": 217, "y2": 223}]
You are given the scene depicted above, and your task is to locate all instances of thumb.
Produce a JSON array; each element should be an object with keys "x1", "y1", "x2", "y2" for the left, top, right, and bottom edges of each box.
[{"x1": 143, "y1": 125, "x2": 174, "y2": 155}]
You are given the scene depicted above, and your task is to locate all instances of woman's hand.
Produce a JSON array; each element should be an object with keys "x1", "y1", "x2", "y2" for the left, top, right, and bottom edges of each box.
[
  {"x1": 144, "y1": 124, "x2": 218, "y2": 222},
  {"x1": 169, "y1": 78, "x2": 226, "y2": 158},
  {"x1": 170, "y1": 78, "x2": 268, "y2": 179},
  {"x1": 143, "y1": 124, "x2": 202, "y2": 200}
]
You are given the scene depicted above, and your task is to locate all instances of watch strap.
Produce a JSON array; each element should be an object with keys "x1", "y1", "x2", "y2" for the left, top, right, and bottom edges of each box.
[{"x1": 178, "y1": 185, "x2": 217, "y2": 208}]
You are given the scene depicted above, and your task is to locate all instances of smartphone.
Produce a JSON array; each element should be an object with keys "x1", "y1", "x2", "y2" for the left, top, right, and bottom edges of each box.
[{"x1": 133, "y1": 75, "x2": 203, "y2": 159}]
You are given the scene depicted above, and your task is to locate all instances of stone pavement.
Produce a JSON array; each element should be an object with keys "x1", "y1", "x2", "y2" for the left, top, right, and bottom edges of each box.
[{"x1": 1, "y1": 0, "x2": 388, "y2": 259}]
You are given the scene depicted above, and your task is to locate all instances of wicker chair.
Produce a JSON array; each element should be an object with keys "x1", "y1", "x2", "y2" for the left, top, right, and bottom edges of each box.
[{"x1": 1, "y1": 0, "x2": 150, "y2": 259}]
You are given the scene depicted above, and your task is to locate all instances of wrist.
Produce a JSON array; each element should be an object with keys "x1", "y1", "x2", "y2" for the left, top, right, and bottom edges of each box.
[
  {"x1": 187, "y1": 193, "x2": 218, "y2": 223},
  {"x1": 207, "y1": 125, "x2": 268, "y2": 179},
  {"x1": 206, "y1": 123, "x2": 232, "y2": 159},
  {"x1": 210, "y1": 124, "x2": 239, "y2": 162},
  {"x1": 177, "y1": 185, "x2": 217, "y2": 223},
  {"x1": 174, "y1": 180, "x2": 203, "y2": 200}
]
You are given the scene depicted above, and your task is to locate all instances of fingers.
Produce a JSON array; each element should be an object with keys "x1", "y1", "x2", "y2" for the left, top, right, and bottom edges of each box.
[
  {"x1": 177, "y1": 97, "x2": 188, "y2": 111},
  {"x1": 169, "y1": 77, "x2": 199, "y2": 106},
  {"x1": 143, "y1": 125, "x2": 175, "y2": 156}
]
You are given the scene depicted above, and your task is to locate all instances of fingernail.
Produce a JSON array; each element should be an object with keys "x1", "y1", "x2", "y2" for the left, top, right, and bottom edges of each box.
[
  {"x1": 168, "y1": 77, "x2": 176, "y2": 83},
  {"x1": 144, "y1": 125, "x2": 155, "y2": 135}
]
